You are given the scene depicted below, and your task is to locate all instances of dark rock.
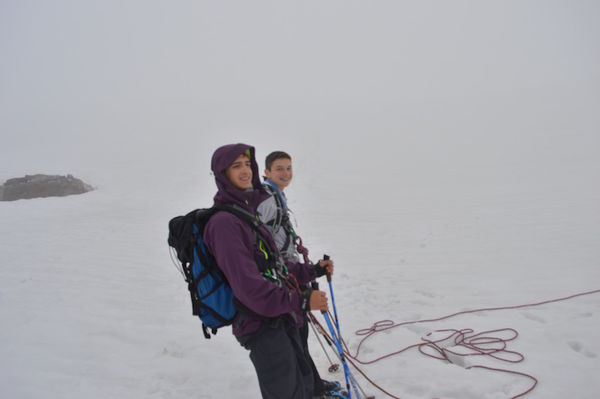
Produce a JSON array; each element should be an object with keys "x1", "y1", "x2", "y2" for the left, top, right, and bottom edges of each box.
[{"x1": 0, "y1": 174, "x2": 94, "y2": 201}]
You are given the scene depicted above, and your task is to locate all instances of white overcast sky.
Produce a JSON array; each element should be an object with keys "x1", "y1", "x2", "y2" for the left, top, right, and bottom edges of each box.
[{"x1": 1, "y1": 0, "x2": 599, "y2": 183}]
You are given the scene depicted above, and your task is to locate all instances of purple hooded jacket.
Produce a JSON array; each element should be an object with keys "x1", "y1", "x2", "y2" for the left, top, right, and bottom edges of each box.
[{"x1": 203, "y1": 143, "x2": 316, "y2": 338}]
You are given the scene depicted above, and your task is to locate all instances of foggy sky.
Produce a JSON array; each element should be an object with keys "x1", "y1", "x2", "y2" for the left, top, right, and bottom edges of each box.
[{"x1": 1, "y1": 0, "x2": 599, "y2": 187}]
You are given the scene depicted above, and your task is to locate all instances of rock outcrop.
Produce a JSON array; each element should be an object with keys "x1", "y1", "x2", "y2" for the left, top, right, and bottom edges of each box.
[{"x1": 0, "y1": 174, "x2": 93, "y2": 201}]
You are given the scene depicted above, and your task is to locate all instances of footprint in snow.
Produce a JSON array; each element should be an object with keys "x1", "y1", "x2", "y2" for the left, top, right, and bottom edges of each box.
[
  {"x1": 522, "y1": 312, "x2": 547, "y2": 324},
  {"x1": 568, "y1": 341, "x2": 597, "y2": 358},
  {"x1": 405, "y1": 323, "x2": 428, "y2": 335},
  {"x1": 162, "y1": 347, "x2": 185, "y2": 358},
  {"x1": 415, "y1": 290, "x2": 436, "y2": 298},
  {"x1": 410, "y1": 299, "x2": 432, "y2": 306}
]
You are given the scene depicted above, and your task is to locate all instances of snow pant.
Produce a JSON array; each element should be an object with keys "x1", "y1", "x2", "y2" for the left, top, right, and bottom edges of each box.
[
  {"x1": 300, "y1": 312, "x2": 326, "y2": 395},
  {"x1": 239, "y1": 320, "x2": 314, "y2": 399}
]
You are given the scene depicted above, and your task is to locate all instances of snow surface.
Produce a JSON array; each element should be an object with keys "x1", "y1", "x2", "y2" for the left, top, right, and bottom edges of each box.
[
  {"x1": 1, "y1": 141, "x2": 599, "y2": 399},
  {"x1": 1, "y1": 1, "x2": 599, "y2": 398}
]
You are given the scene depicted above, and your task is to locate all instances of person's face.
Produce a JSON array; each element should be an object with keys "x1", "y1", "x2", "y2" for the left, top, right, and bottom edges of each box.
[
  {"x1": 265, "y1": 158, "x2": 293, "y2": 191},
  {"x1": 226, "y1": 154, "x2": 253, "y2": 191}
]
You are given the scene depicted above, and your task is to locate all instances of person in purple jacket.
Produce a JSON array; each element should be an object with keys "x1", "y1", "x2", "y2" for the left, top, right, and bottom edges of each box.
[{"x1": 203, "y1": 143, "x2": 334, "y2": 399}]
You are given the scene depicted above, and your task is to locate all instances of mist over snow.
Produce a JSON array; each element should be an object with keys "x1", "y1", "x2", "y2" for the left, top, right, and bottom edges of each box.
[{"x1": 1, "y1": 1, "x2": 599, "y2": 398}]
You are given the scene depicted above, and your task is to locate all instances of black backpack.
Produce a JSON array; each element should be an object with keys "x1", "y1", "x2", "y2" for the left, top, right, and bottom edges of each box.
[{"x1": 168, "y1": 204, "x2": 271, "y2": 339}]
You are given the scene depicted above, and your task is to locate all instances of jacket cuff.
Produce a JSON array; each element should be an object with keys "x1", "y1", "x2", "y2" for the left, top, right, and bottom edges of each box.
[
  {"x1": 312, "y1": 262, "x2": 326, "y2": 278},
  {"x1": 299, "y1": 288, "x2": 312, "y2": 312}
]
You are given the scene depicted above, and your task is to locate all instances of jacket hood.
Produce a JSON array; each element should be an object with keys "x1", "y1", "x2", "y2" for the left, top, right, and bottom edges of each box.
[{"x1": 211, "y1": 143, "x2": 270, "y2": 211}]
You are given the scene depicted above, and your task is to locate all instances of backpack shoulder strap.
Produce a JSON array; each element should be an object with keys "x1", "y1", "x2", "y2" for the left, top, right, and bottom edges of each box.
[
  {"x1": 213, "y1": 204, "x2": 261, "y2": 230},
  {"x1": 262, "y1": 184, "x2": 284, "y2": 232},
  {"x1": 211, "y1": 204, "x2": 272, "y2": 260},
  {"x1": 212, "y1": 204, "x2": 291, "y2": 281}
]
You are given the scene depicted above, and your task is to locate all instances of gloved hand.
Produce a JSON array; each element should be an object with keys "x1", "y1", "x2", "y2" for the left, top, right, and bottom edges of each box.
[{"x1": 312, "y1": 258, "x2": 334, "y2": 277}]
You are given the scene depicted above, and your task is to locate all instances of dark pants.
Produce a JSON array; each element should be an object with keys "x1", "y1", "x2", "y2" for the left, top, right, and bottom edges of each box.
[
  {"x1": 241, "y1": 322, "x2": 314, "y2": 399},
  {"x1": 300, "y1": 313, "x2": 326, "y2": 395}
]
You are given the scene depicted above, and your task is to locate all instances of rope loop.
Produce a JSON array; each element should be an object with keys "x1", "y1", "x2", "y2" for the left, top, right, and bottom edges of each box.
[
  {"x1": 355, "y1": 320, "x2": 395, "y2": 336},
  {"x1": 311, "y1": 289, "x2": 600, "y2": 399}
]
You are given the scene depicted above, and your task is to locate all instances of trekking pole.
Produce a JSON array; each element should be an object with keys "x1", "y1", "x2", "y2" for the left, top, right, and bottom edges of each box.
[
  {"x1": 308, "y1": 314, "x2": 340, "y2": 372},
  {"x1": 322, "y1": 311, "x2": 355, "y2": 398},
  {"x1": 346, "y1": 363, "x2": 370, "y2": 399},
  {"x1": 311, "y1": 282, "x2": 342, "y2": 373},
  {"x1": 321, "y1": 255, "x2": 366, "y2": 399},
  {"x1": 310, "y1": 314, "x2": 374, "y2": 398},
  {"x1": 323, "y1": 254, "x2": 367, "y2": 398},
  {"x1": 324, "y1": 255, "x2": 342, "y2": 340}
]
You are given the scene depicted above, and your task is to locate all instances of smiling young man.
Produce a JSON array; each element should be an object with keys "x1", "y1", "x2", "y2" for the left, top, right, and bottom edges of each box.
[
  {"x1": 257, "y1": 151, "x2": 344, "y2": 399},
  {"x1": 258, "y1": 151, "x2": 298, "y2": 260},
  {"x1": 266, "y1": 152, "x2": 293, "y2": 190},
  {"x1": 203, "y1": 144, "x2": 336, "y2": 399},
  {"x1": 225, "y1": 152, "x2": 253, "y2": 190}
]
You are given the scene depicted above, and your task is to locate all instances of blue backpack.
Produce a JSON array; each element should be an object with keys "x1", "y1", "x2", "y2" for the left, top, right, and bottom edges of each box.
[{"x1": 168, "y1": 205, "x2": 269, "y2": 339}]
